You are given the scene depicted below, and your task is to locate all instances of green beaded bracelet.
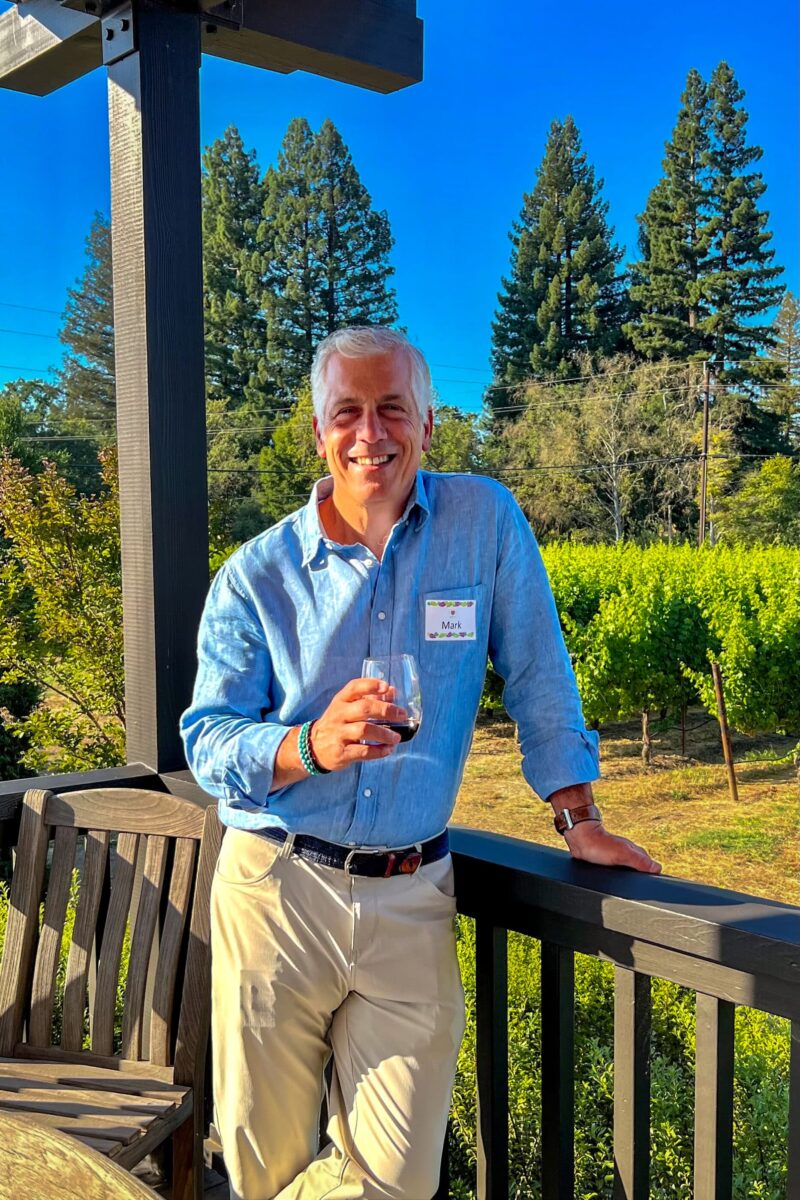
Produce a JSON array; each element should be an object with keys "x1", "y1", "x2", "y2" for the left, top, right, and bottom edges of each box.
[{"x1": 298, "y1": 720, "x2": 330, "y2": 776}]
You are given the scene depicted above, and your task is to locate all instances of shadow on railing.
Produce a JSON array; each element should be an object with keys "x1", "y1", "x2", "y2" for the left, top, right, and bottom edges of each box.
[{"x1": 443, "y1": 826, "x2": 800, "y2": 1200}]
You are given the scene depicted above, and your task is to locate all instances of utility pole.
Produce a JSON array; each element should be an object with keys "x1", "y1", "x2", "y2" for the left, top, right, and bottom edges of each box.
[{"x1": 698, "y1": 361, "x2": 712, "y2": 547}]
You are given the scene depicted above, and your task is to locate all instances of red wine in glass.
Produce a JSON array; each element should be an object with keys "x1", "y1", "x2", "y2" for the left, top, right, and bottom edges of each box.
[{"x1": 361, "y1": 654, "x2": 422, "y2": 745}]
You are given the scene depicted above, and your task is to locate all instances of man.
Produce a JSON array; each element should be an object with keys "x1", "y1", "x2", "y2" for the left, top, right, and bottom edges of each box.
[{"x1": 181, "y1": 326, "x2": 661, "y2": 1200}]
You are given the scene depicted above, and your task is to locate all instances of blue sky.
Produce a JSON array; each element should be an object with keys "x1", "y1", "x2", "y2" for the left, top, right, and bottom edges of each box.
[{"x1": 0, "y1": 0, "x2": 797, "y2": 413}]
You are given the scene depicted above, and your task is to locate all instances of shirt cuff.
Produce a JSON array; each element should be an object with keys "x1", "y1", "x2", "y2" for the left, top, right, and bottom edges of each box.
[
  {"x1": 520, "y1": 729, "x2": 601, "y2": 802},
  {"x1": 219, "y1": 720, "x2": 294, "y2": 807}
]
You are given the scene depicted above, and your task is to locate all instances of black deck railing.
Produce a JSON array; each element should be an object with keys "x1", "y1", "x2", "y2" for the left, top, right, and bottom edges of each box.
[
  {"x1": 2, "y1": 772, "x2": 799, "y2": 1199},
  {"x1": 445, "y1": 826, "x2": 800, "y2": 1200}
]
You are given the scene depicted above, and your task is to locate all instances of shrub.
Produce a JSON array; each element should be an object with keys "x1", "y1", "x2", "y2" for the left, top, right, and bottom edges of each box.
[{"x1": 450, "y1": 919, "x2": 789, "y2": 1199}]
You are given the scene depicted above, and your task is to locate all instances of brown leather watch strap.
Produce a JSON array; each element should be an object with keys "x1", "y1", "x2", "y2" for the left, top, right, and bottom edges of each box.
[{"x1": 553, "y1": 803, "x2": 602, "y2": 836}]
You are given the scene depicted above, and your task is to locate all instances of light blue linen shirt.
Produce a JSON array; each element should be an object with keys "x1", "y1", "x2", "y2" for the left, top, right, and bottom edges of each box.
[{"x1": 180, "y1": 471, "x2": 600, "y2": 846}]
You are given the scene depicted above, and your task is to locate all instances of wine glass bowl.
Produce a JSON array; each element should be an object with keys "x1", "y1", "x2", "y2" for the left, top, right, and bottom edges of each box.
[{"x1": 361, "y1": 654, "x2": 422, "y2": 743}]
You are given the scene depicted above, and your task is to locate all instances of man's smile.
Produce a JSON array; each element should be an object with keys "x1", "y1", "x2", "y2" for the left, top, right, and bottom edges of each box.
[{"x1": 348, "y1": 453, "x2": 398, "y2": 468}]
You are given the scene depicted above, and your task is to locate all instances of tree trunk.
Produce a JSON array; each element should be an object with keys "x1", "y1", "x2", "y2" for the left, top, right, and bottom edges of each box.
[{"x1": 641, "y1": 708, "x2": 652, "y2": 767}]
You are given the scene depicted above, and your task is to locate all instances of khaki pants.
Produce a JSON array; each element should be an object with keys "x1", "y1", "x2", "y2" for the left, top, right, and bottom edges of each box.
[{"x1": 210, "y1": 828, "x2": 466, "y2": 1200}]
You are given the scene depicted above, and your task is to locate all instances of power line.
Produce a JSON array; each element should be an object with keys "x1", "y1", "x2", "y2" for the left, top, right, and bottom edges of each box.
[
  {"x1": 0, "y1": 300, "x2": 62, "y2": 316},
  {"x1": 0, "y1": 327, "x2": 60, "y2": 340},
  {"x1": 0, "y1": 364, "x2": 58, "y2": 375}
]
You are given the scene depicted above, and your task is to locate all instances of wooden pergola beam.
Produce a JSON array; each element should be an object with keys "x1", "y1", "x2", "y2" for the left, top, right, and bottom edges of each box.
[
  {"x1": 202, "y1": 0, "x2": 423, "y2": 93},
  {"x1": 0, "y1": 0, "x2": 423, "y2": 96},
  {"x1": 0, "y1": 0, "x2": 99, "y2": 95}
]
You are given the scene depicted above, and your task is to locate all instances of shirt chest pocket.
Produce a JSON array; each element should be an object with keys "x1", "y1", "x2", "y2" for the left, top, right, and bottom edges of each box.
[{"x1": 419, "y1": 585, "x2": 485, "y2": 677}]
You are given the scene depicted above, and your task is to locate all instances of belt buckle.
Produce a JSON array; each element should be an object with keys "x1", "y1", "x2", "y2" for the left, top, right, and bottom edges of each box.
[
  {"x1": 343, "y1": 843, "x2": 423, "y2": 877},
  {"x1": 343, "y1": 846, "x2": 385, "y2": 876}
]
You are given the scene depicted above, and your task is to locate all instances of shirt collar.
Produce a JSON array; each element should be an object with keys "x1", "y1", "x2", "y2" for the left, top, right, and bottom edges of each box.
[{"x1": 299, "y1": 471, "x2": 430, "y2": 568}]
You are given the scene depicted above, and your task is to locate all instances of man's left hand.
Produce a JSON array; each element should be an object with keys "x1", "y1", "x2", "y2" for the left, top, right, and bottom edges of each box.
[{"x1": 564, "y1": 820, "x2": 662, "y2": 874}]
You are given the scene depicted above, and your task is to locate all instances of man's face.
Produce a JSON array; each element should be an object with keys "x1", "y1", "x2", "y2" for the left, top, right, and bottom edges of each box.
[{"x1": 314, "y1": 349, "x2": 433, "y2": 515}]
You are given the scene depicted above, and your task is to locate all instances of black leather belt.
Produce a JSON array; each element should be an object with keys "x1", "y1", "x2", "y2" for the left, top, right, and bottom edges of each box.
[{"x1": 257, "y1": 827, "x2": 449, "y2": 878}]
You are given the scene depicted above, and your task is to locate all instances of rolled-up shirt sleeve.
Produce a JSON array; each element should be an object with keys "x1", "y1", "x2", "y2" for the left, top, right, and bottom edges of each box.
[
  {"x1": 488, "y1": 493, "x2": 600, "y2": 801},
  {"x1": 180, "y1": 561, "x2": 289, "y2": 807}
]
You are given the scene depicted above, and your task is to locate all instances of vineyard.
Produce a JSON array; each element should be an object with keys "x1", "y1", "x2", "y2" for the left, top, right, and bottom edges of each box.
[{"x1": 482, "y1": 544, "x2": 800, "y2": 765}]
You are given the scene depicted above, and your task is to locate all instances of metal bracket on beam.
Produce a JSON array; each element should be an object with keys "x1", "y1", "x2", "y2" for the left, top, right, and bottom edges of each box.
[
  {"x1": 201, "y1": 0, "x2": 243, "y2": 37},
  {"x1": 101, "y1": 2, "x2": 134, "y2": 65}
]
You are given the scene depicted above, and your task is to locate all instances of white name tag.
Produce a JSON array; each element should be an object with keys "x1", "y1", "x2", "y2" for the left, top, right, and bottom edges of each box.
[{"x1": 425, "y1": 598, "x2": 477, "y2": 641}]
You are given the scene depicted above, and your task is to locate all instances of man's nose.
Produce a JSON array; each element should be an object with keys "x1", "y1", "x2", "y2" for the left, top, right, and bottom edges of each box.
[{"x1": 357, "y1": 406, "x2": 387, "y2": 443}]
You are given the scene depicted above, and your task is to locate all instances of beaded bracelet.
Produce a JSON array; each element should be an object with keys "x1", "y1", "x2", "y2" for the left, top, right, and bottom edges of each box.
[{"x1": 298, "y1": 720, "x2": 330, "y2": 776}]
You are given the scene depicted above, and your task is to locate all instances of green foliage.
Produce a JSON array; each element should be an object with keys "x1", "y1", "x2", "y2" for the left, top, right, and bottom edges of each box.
[
  {"x1": 0, "y1": 450, "x2": 125, "y2": 773},
  {"x1": 495, "y1": 357, "x2": 698, "y2": 542},
  {"x1": 629, "y1": 62, "x2": 785, "y2": 456},
  {"x1": 422, "y1": 406, "x2": 483, "y2": 474},
  {"x1": 257, "y1": 386, "x2": 328, "y2": 526},
  {"x1": 716, "y1": 456, "x2": 800, "y2": 545},
  {"x1": 203, "y1": 125, "x2": 271, "y2": 414},
  {"x1": 258, "y1": 117, "x2": 398, "y2": 399},
  {"x1": 59, "y1": 213, "x2": 116, "y2": 425},
  {"x1": 0, "y1": 869, "x2": 131, "y2": 1051},
  {"x1": 491, "y1": 116, "x2": 627, "y2": 392},
  {"x1": 538, "y1": 543, "x2": 800, "y2": 751},
  {"x1": 764, "y1": 292, "x2": 800, "y2": 448},
  {"x1": 450, "y1": 921, "x2": 790, "y2": 1198},
  {"x1": 628, "y1": 69, "x2": 712, "y2": 361}
]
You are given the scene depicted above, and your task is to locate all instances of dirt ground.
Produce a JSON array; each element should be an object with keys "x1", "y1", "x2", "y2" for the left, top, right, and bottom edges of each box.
[{"x1": 452, "y1": 711, "x2": 799, "y2": 905}]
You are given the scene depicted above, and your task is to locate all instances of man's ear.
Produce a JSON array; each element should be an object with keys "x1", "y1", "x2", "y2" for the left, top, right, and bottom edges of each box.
[
  {"x1": 313, "y1": 416, "x2": 327, "y2": 460},
  {"x1": 421, "y1": 407, "x2": 434, "y2": 454}
]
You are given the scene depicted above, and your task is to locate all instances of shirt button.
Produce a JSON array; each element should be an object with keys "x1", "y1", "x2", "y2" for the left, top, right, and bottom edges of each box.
[
  {"x1": 365, "y1": 559, "x2": 375, "y2": 568},
  {"x1": 378, "y1": 611, "x2": 386, "y2": 620},
  {"x1": 363, "y1": 788, "x2": 372, "y2": 798}
]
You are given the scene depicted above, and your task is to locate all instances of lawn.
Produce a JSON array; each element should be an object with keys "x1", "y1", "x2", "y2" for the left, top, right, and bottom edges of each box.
[{"x1": 453, "y1": 712, "x2": 799, "y2": 905}]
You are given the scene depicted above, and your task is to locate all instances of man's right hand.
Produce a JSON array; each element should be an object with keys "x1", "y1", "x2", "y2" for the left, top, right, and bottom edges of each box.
[
  {"x1": 310, "y1": 678, "x2": 408, "y2": 771},
  {"x1": 271, "y1": 678, "x2": 408, "y2": 791}
]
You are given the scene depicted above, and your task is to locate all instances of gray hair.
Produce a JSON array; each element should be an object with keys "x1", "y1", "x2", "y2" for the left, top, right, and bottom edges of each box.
[{"x1": 310, "y1": 327, "x2": 433, "y2": 428}]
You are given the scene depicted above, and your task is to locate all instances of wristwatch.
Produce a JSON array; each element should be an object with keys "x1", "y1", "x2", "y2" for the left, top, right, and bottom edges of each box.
[{"x1": 553, "y1": 803, "x2": 602, "y2": 836}]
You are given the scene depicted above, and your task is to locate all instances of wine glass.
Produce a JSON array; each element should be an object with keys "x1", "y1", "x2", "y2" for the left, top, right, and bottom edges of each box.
[{"x1": 361, "y1": 654, "x2": 422, "y2": 743}]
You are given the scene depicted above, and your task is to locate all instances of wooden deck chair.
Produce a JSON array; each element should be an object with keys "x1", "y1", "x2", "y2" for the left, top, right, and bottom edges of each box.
[
  {"x1": 0, "y1": 1110, "x2": 161, "y2": 1199},
  {"x1": 0, "y1": 787, "x2": 223, "y2": 1200}
]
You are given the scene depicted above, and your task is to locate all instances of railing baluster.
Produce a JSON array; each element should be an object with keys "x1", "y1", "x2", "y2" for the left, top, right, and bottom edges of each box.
[
  {"x1": 476, "y1": 921, "x2": 508, "y2": 1200},
  {"x1": 541, "y1": 941, "x2": 574, "y2": 1200},
  {"x1": 788, "y1": 1021, "x2": 800, "y2": 1200},
  {"x1": 694, "y1": 992, "x2": 735, "y2": 1199},
  {"x1": 613, "y1": 967, "x2": 651, "y2": 1199}
]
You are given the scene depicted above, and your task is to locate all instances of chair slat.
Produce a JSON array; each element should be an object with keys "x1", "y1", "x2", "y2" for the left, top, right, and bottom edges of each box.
[
  {"x1": 0, "y1": 1085, "x2": 170, "y2": 1120},
  {"x1": 788, "y1": 1021, "x2": 800, "y2": 1200},
  {"x1": 29, "y1": 825, "x2": 80, "y2": 1047},
  {"x1": 174, "y1": 805, "x2": 223, "y2": 1088},
  {"x1": 0, "y1": 790, "x2": 50, "y2": 1055},
  {"x1": 613, "y1": 967, "x2": 651, "y2": 1200},
  {"x1": 693, "y1": 992, "x2": 734, "y2": 1200},
  {"x1": 92, "y1": 833, "x2": 140, "y2": 1056},
  {"x1": 44, "y1": 789, "x2": 205, "y2": 838},
  {"x1": 0, "y1": 1103, "x2": 149, "y2": 1144},
  {"x1": 150, "y1": 837, "x2": 197, "y2": 1067},
  {"x1": 476, "y1": 921, "x2": 508, "y2": 1200},
  {"x1": 62, "y1": 831, "x2": 111, "y2": 1052},
  {"x1": 541, "y1": 941, "x2": 574, "y2": 1200},
  {"x1": 122, "y1": 836, "x2": 168, "y2": 1060}
]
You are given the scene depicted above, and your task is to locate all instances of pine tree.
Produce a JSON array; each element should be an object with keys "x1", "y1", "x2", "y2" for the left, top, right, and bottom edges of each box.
[
  {"x1": 700, "y1": 62, "x2": 784, "y2": 369},
  {"x1": 202, "y1": 126, "x2": 271, "y2": 412},
  {"x1": 490, "y1": 116, "x2": 627, "y2": 395},
  {"x1": 628, "y1": 70, "x2": 711, "y2": 359},
  {"x1": 765, "y1": 292, "x2": 800, "y2": 447},
  {"x1": 259, "y1": 117, "x2": 398, "y2": 398},
  {"x1": 59, "y1": 213, "x2": 115, "y2": 425}
]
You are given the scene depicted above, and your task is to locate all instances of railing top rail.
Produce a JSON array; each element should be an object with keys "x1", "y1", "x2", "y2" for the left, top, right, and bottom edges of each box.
[{"x1": 451, "y1": 826, "x2": 800, "y2": 989}]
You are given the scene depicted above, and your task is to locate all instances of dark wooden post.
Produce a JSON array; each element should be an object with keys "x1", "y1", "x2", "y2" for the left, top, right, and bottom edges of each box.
[{"x1": 106, "y1": 0, "x2": 209, "y2": 772}]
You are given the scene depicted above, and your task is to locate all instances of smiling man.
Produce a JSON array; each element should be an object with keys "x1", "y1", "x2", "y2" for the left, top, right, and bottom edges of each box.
[{"x1": 181, "y1": 326, "x2": 661, "y2": 1200}]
